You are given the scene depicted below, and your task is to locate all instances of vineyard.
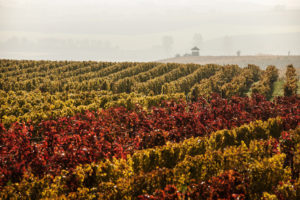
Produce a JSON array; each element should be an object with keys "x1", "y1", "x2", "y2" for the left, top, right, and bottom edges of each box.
[{"x1": 0, "y1": 59, "x2": 299, "y2": 199}]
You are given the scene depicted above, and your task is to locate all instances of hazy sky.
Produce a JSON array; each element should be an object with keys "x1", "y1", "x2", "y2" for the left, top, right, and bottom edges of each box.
[{"x1": 0, "y1": 0, "x2": 300, "y2": 61}]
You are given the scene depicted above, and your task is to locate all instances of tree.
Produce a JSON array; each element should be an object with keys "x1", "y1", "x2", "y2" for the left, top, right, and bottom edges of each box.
[
  {"x1": 162, "y1": 36, "x2": 174, "y2": 56},
  {"x1": 223, "y1": 35, "x2": 233, "y2": 55},
  {"x1": 284, "y1": 65, "x2": 298, "y2": 96},
  {"x1": 192, "y1": 33, "x2": 203, "y2": 48}
]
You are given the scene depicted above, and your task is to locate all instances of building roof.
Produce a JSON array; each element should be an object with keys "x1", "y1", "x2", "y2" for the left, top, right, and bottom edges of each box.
[{"x1": 191, "y1": 46, "x2": 200, "y2": 51}]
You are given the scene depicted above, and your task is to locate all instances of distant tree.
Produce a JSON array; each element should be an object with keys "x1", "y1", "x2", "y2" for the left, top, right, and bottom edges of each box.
[
  {"x1": 193, "y1": 33, "x2": 203, "y2": 48},
  {"x1": 223, "y1": 35, "x2": 233, "y2": 55},
  {"x1": 162, "y1": 36, "x2": 174, "y2": 56},
  {"x1": 284, "y1": 65, "x2": 298, "y2": 96}
]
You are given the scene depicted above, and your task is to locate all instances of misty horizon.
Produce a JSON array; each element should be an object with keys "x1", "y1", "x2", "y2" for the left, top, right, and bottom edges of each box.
[{"x1": 1, "y1": 0, "x2": 300, "y2": 61}]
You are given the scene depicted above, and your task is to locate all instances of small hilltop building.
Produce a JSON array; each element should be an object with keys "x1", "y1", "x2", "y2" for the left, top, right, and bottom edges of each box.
[{"x1": 191, "y1": 46, "x2": 200, "y2": 56}]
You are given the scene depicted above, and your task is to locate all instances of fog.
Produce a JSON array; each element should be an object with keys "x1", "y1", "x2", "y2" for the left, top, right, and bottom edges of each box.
[{"x1": 0, "y1": 0, "x2": 300, "y2": 61}]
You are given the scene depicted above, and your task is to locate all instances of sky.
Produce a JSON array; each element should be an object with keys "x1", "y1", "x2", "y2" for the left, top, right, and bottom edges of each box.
[{"x1": 0, "y1": 0, "x2": 300, "y2": 61}]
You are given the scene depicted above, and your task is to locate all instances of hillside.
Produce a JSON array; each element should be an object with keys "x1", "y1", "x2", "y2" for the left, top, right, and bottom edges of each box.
[
  {"x1": 160, "y1": 55, "x2": 300, "y2": 76},
  {"x1": 0, "y1": 59, "x2": 299, "y2": 199},
  {"x1": 1, "y1": 59, "x2": 298, "y2": 126}
]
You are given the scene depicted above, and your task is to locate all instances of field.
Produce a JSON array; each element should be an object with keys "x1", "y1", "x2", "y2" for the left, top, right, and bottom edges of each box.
[
  {"x1": 0, "y1": 59, "x2": 299, "y2": 199},
  {"x1": 160, "y1": 55, "x2": 300, "y2": 76}
]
